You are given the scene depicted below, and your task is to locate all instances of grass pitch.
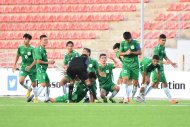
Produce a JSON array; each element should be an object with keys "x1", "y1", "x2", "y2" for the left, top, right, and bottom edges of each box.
[{"x1": 0, "y1": 97, "x2": 190, "y2": 127}]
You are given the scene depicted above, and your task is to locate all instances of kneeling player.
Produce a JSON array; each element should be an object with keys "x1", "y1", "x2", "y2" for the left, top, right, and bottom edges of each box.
[
  {"x1": 98, "y1": 54, "x2": 120, "y2": 103},
  {"x1": 136, "y1": 55, "x2": 160, "y2": 103},
  {"x1": 50, "y1": 72, "x2": 96, "y2": 103}
]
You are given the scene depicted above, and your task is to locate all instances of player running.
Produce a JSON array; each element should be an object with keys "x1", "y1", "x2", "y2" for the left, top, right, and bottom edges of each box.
[
  {"x1": 12, "y1": 33, "x2": 37, "y2": 99},
  {"x1": 136, "y1": 55, "x2": 160, "y2": 102},
  {"x1": 144, "y1": 34, "x2": 178, "y2": 104},
  {"x1": 33, "y1": 35, "x2": 55, "y2": 103},
  {"x1": 60, "y1": 41, "x2": 80, "y2": 94},
  {"x1": 97, "y1": 53, "x2": 120, "y2": 103},
  {"x1": 119, "y1": 32, "x2": 141, "y2": 103}
]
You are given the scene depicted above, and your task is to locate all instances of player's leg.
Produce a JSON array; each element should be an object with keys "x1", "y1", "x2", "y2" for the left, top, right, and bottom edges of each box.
[
  {"x1": 137, "y1": 75, "x2": 150, "y2": 103},
  {"x1": 161, "y1": 71, "x2": 178, "y2": 104},
  {"x1": 122, "y1": 68, "x2": 132, "y2": 103},
  {"x1": 109, "y1": 84, "x2": 120, "y2": 103},
  {"x1": 60, "y1": 75, "x2": 70, "y2": 94},
  {"x1": 19, "y1": 71, "x2": 32, "y2": 97},
  {"x1": 131, "y1": 67, "x2": 139, "y2": 100},
  {"x1": 100, "y1": 88, "x2": 108, "y2": 103},
  {"x1": 50, "y1": 94, "x2": 68, "y2": 103},
  {"x1": 145, "y1": 70, "x2": 158, "y2": 96},
  {"x1": 34, "y1": 72, "x2": 50, "y2": 103},
  {"x1": 67, "y1": 68, "x2": 76, "y2": 102}
]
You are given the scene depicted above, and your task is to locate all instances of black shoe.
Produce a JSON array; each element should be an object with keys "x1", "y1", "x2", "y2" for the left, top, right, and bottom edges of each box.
[
  {"x1": 83, "y1": 98, "x2": 90, "y2": 103},
  {"x1": 27, "y1": 94, "x2": 34, "y2": 102}
]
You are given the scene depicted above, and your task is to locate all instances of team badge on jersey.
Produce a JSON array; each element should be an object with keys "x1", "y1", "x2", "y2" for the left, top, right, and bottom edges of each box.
[
  {"x1": 131, "y1": 45, "x2": 135, "y2": 50},
  {"x1": 27, "y1": 52, "x2": 31, "y2": 56},
  {"x1": 106, "y1": 70, "x2": 109, "y2": 73},
  {"x1": 89, "y1": 64, "x2": 93, "y2": 67}
]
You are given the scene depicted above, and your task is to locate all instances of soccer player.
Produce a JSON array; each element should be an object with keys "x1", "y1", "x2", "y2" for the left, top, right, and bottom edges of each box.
[
  {"x1": 82, "y1": 48, "x2": 103, "y2": 103},
  {"x1": 145, "y1": 34, "x2": 178, "y2": 104},
  {"x1": 60, "y1": 41, "x2": 80, "y2": 94},
  {"x1": 113, "y1": 43, "x2": 123, "y2": 85},
  {"x1": 119, "y1": 32, "x2": 141, "y2": 103},
  {"x1": 50, "y1": 72, "x2": 96, "y2": 103},
  {"x1": 34, "y1": 35, "x2": 55, "y2": 103},
  {"x1": 97, "y1": 53, "x2": 120, "y2": 103},
  {"x1": 12, "y1": 33, "x2": 37, "y2": 98},
  {"x1": 136, "y1": 55, "x2": 160, "y2": 102}
]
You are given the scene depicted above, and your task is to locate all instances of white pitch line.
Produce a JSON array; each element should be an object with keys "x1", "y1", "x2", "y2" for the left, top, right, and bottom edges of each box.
[{"x1": 0, "y1": 104, "x2": 190, "y2": 107}]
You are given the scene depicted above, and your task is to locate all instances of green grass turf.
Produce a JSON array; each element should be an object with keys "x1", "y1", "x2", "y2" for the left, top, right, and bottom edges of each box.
[{"x1": 0, "y1": 97, "x2": 190, "y2": 127}]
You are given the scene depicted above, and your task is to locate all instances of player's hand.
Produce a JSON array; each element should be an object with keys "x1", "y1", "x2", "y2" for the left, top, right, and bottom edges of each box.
[
  {"x1": 108, "y1": 53, "x2": 114, "y2": 60},
  {"x1": 12, "y1": 66, "x2": 16, "y2": 73},
  {"x1": 126, "y1": 49, "x2": 131, "y2": 55},
  {"x1": 25, "y1": 66, "x2": 31, "y2": 71},
  {"x1": 48, "y1": 60, "x2": 55, "y2": 64},
  {"x1": 63, "y1": 65, "x2": 68, "y2": 70},
  {"x1": 171, "y1": 62, "x2": 177, "y2": 68},
  {"x1": 163, "y1": 61, "x2": 170, "y2": 65},
  {"x1": 99, "y1": 72, "x2": 106, "y2": 77}
]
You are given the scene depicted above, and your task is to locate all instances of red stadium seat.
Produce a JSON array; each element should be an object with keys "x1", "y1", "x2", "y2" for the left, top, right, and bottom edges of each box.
[{"x1": 0, "y1": 23, "x2": 7, "y2": 31}]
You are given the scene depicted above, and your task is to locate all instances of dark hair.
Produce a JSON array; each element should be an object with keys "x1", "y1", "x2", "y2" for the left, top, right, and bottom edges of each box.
[
  {"x1": 88, "y1": 72, "x2": 97, "y2": 79},
  {"x1": 40, "y1": 35, "x2": 47, "y2": 40},
  {"x1": 159, "y1": 34, "x2": 166, "y2": 39},
  {"x1": 23, "y1": 33, "x2": 32, "y2": 40},
  {"x1": 123, "y1": 31, "x2": 132, "y2": 40},
  {"x1": 83, "y1": 48, "x2": 91, "y2": 56},
  {"x1": 99, "y1": 53, "x2": 107, "y2": 58},
  {"x1": 152, "y1": 55, "x2": 160, "y2": 60},
  {"x1": 81, "y1": 54, "x2": 88, "y2": 58},
  {"x1": 113, "y1": 43, "x2": 120, "y2": 50},
  {"x1": 66, "y1": 41, "x2": 74, "y2": 46}
]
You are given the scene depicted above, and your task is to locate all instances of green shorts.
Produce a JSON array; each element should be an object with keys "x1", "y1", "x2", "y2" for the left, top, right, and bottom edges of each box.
[
  {"x1": 100, "y1": 82, "x2": 115, "y2": 93},
  {"x1": 152, "y1": 69, "x2": 167, "y2": 83},
  {"x1": 19, "y1": 69, "x2": 36, "y2": 82},
  {"x1": 37, "y1": 72, "x2": 50, "y2": 84},
  {"x1": 55, "y1": 94, "x2": 68, "y2": 103},
  {"x1": 122, "y1": 66, "x2": 139, "y2": 80}
]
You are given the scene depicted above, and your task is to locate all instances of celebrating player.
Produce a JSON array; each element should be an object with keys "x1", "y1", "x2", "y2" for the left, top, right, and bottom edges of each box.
[
  {"x1": 145, "y1": 34, "x2": 178, "y2": 104},
  {"x1": 33, "y1": 35, "x2": 55, "y2": 103},
  {"x1": 136, "y1": 55, "x2": 160, "y2": 102},
  {"x1": 119, "y1": 32, "x2": 141, "y2": 103},
  {"x1": 60, "y1": 41, "x2": 80, "y2": 94},
  {"x1": 97, "y1": 53, "x2": 120, "y2": 103}
]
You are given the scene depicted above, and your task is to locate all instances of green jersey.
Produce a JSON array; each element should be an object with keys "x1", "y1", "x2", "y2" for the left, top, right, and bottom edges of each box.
[
  {"x1": 154, "y1": 44, "x2": 166, "y2": 66},
  {"x1": 140, "y1": 57, "x2": 152, "y2": 72},
  {"x1": 97, "y1": 63, "x2": 115, "y2": 88},
  {"x1": 35, "y1": 45, "x2": 48, "y2": 71},
  {"x1": 119, "y1": 40, "x2": 140, "y2": 67},
  {"x1": 72, "y1": 81, "x2": 88, "y2": 102},
  {"x1": 87, "y1": 58, "x2": 99, "y2": 73},
  {"x1": 17, "y1": 45, "x2": 35, "y2": 71},
  {"x1": 63, "y1": 50, "x2": 80, "y2": 65}
]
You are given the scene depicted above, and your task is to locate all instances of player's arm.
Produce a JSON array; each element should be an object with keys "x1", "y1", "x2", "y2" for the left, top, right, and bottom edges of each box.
[
  {"x1": 63, "y1": 55, "x2": 69, "y2": 69},
  {"x1": 142, "y1": 71, "x2": 147, "y2": 85},
  {"x1": 164, "y1": 56, "x2": 177, "y2": 68},
  {"x1": 37, "y1": 59, "x2": 55, "y2": 65},
  {"x1": 35, "y1": 49, "x2": 55, "y2": 65},
  {"x1": 13, "y1": 47, "x2": 21, "y2": 73},
  {"x1": 25, "y1": 60, "x2": 37, "y2": 71},
  {"x1": 12, "y1": 54, "x2": 19, "y2": 73},
  {"x1": 156, "y1": 70, "x2": 160, "y2": 84},
  {"x1": 109, "y1": 54, "x2": 120, "y2": 68},
  {"x1": 130, "y1": 43, "x2": 142, "y2": 55}
]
